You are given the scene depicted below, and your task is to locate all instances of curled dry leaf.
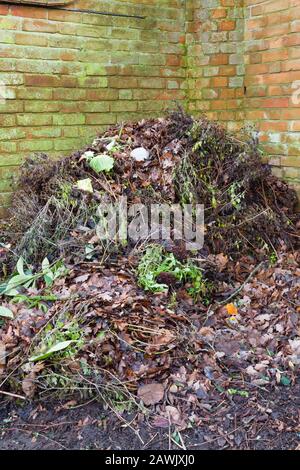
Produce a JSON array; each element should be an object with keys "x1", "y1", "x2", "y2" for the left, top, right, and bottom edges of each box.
[
  {"x1": 215, "y1": 253, "x2": 228, "y2": 271},
  {"x1": 165, "y1": 405, "x2": 181, "y2": 425},
  {"x1": 152, "y1": 329, "x2": 175, "y2": 346},
  {"x1": 199, "y1": 327, "x2": 215, "y2": 342},
  {"x1": 137, "y1": 382, "x2": 164, "y2": 406},
  {"x1": 152, "y1": 415, "x2": 169, "y2": 428},
  {"x1": 22, "y1": 363, "x2": 45, "y2": 398}
]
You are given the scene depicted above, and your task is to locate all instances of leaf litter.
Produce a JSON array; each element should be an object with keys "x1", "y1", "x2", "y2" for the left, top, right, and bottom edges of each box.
[{"x1": 0, "y1": 110, "x2": 299, "y2": 448}]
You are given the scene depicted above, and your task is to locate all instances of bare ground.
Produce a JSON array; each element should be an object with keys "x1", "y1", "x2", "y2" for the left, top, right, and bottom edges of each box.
[{"x1": 0, "y1": 380, "x2": 299, "y2": 451}]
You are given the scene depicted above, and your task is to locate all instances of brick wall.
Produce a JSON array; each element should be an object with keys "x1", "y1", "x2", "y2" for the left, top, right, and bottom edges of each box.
[
  {"x1": 187, "y1": 0, "x2": 300, "y2": 195},
  {"x1": 0, "y1": 0, "x2": 186, "y2": 214},
  {"x1": 0, "y1": 0, "x2": 300, "y2": 215},
  {"x1": 245, "y1": 0, "x2": 300, "y2": 194},
  {"x1": 186, "y1": 0, "x2": 245, "y2": 131}
]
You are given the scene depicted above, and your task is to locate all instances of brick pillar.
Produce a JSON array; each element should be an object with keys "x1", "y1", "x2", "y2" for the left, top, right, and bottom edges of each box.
[
  {"x1": 245, "y1": 0, "x2": 300, "y2": 196},
  {"x1": 186, "y1": 0, "x2": 245, "y2": 131}
]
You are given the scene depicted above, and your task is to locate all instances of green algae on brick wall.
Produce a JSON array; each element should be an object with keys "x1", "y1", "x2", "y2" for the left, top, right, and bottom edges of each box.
[{"x1": 0, "y1": 0, "x2": 187, "y2": 212}]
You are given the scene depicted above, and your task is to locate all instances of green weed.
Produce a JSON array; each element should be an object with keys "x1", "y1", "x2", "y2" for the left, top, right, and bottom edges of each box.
[
  {"x1": 12, "y1": 293, "x2": 58, "y2": 312},
  {"x1": 0, "y1": 256, "x2": 67, "y2": 297},
  {"x1": 227, "y1": 388, "x2": 249, "y2": 398},
  {"x1": 29, "y1": 316, "x2": 84, "y2": 363},
  {"x1": 269, "y1": 251, "x2": 278, "y2": 265},
  {"x1": 137, "y1": 244, "x2": 210, "y2": 299}
]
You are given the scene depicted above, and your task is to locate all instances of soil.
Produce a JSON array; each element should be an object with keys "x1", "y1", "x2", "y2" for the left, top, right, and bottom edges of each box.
[{"x1": 1, "y1": 382, "x2": 299, "y2": 450}]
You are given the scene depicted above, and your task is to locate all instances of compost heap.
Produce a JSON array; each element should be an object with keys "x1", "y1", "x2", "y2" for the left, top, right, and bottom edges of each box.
[{"x1": 0, "y1": 111, "x2": 299, "y2": 429}]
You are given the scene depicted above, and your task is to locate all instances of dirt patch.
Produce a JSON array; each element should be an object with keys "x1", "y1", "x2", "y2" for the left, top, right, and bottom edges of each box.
[{"x1": 0, "y1": 381, "x2": 299, "y2": 450}]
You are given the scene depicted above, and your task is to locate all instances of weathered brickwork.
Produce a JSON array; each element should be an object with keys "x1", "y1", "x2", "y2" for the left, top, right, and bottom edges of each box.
[
  {"x1": 186, "y1": 0, "x2": 245, "y2": 131},
  {"x1": 0, "y1": 0, "x2": 299, "y2": 214},
  {"x1": 0, "y1": 0, "x2": 186, "y2": 213},
  {"x1": 245, "y1": 0, "x2": 300, "y2": 194}
]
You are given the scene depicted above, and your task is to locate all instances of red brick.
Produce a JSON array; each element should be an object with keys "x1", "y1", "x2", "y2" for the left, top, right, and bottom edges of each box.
[
  {"x1": 10, "y1": 6, "x2": 47, "y2": 19},
  {"x1": 25, "y1": 75, "x2": 60, "y2": 87},
  {"x1": 166, "y1": 55, "x2": 182, "y2": 66},
  {"x1": 211, "y1": 9, "x2": 227, "y2": 19},
  {"x1": 22, "y1": 19, "x2": 57, "y2": 34},
  {"x1": 219, "y1": 20, "x2": 236, "y2": 31},
  {"x1": 218, "y1": 65, "x2": 236, "y2": 76},
  {"x1": 0, "y1": 5, "x2": 9, "y2": 15},
  {"x1": 260, "y1": 121, "x2": 288, "y2": 132},
  {"x1": 210, "y1": 54, "x2": 228, "y2": 66},
  {"x1": 210, "y1": 77, "x2": 228, "y2": 87}
]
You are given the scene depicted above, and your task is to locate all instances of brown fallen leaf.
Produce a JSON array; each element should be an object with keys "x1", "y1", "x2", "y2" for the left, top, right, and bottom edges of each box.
[
  {"x1": 137, "y1": 383, "x2": 164, "y2": 405},
  {"x1": 215, "y1": 253, "x2": 228, "y2": 271},
  {"x1": 62, "y1": 400, "x2": 77, "y2": 409},
  {"x1": 165, "y1": 405, "x2": 181, "y2": 425},
  {"x1": 22, "y1": 363, "x2": 44, "y2": 398},
  {"x1": 98, "y1": 292, "x2": 113, "y2": 302},
  {"x1": 199, "y1": 327, "x2": 215, "y2": 342},
  {"x1": 152, "y1": 329, "x2": 176, "y2": 346},
  {"x1": 74, "y1": 274, "x2": 90, "y2": 283},
  {"x1": 152, "y1": 415, "x2": 169, "y2": 428}
]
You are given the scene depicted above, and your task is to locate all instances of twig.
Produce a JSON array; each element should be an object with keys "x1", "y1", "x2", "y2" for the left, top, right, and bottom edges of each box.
[
  {"x1": 236, "y1": 209, "x2": 270, "y2": 227},
  {"x1": 78, "y1": 373, "x2": 145, "y2": 445},
  {"x1": 0, "y1": 390, "x2": 26, "y2": 400},
  {"x1": 143, "y1": 432, "x2": 158, "y2": 449},
  {"x1": 167, "y1": 410, "x2": 171, "y2": 451},
  {"x1": 170, "y1": 433, "x2": 186, "y2": 450},
  {"x1": 178, "y1": 431, "x2": 187, "y2": 450},
  {"x1": 217, "y1": 261, "x2": 265, "y2": 305}
]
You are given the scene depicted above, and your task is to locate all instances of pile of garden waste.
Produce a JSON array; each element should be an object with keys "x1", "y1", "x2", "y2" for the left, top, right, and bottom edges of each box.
[{"x1": 0, "y1": 110, "x2": 299, "y2": 449}]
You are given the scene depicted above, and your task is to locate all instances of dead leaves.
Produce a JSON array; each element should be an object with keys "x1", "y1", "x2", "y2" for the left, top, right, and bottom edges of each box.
[
  {"x1": 137, "y1": 383, "x2": 164, "y2": 405},
  {"x1": 165, "y1": 405, "x2": 183, "y2": 427},
  {"x1": 215, "y1": 253, "x2": 229, "y2": 272},
  {"x1": 22, "y1": 363, "x2": 44, "y2": 398},
  {"x1": 0, "y1": 242, "x2": 299, "y2": 448},
  {"x1": 0, "y1": 114, "x2": 299, "y2": 450}
]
